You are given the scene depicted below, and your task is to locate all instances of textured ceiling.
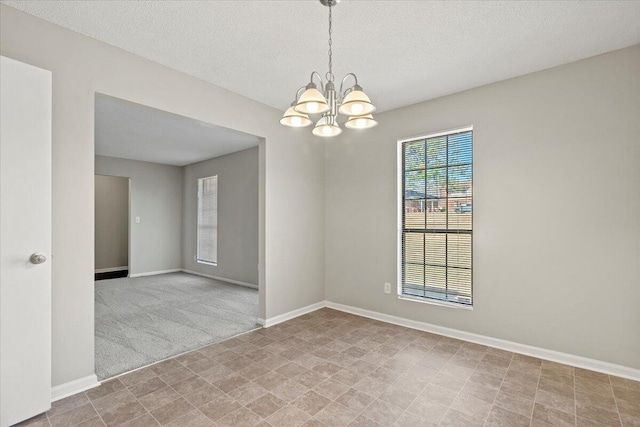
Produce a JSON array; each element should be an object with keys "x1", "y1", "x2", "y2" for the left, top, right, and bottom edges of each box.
[
  {"x1": 4, "y1": 1, "x2": 640, "y2": 113},
  {"x1": 95, "y1": 94, "x2": 260, "y2": 166}
]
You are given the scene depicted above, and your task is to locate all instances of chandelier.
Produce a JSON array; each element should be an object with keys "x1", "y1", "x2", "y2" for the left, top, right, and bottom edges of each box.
[{"x1": 280, "y1": 0, "x2": 377, "y2": 137}]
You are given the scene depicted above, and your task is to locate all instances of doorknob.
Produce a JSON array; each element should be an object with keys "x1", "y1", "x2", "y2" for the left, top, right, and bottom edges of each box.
[{"x1": 30, "y1": 253, "x2": 47, "y2": 264}]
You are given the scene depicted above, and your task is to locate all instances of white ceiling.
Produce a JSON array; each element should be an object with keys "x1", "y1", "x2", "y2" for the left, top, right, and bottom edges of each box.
[
  {"x1": 4, "y1": 1, "x2": 640, "y2": 113},
  {"x1": 95, "y1": 94, "x2": 260, "y2": 166}
]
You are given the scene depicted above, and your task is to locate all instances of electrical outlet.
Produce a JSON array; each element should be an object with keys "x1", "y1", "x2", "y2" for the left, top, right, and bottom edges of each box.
[
  {"x1": 135, "y1": 216, "x2": 140, "y2": 223},
  {"x1": 384, "y1": 282, "x2": 391, "y2": 294}
]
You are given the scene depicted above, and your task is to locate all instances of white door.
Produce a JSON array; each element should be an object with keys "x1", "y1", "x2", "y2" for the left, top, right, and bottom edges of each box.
[{"x1": 0, "y1": 56, "x2": 52, "y2": 427}]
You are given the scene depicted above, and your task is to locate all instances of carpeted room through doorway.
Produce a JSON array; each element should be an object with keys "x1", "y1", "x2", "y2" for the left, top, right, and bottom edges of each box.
[{"x1": 95, "y1": 272, "x2": 259, "y2": 380}]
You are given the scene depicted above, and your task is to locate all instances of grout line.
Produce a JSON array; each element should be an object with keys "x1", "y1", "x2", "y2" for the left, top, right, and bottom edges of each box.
[
  {"x1": 84, "y1": 391, "x2": 108, "y2": 427},
  {"x1": 528, "y1": 361, "x2": 542, "y2": 427},
  {"x1": 484, "y1": 353, "x2": 516, "y2": 427},
  {"x1": 609, "y1": 375, "x2": 624, "y2": 427}
]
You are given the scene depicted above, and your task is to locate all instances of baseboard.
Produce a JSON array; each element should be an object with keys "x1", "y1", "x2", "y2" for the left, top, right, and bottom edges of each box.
[
  {"x1": 51, "y1": 374, "x2": 100, "y2": 402},
  {"x1": 95, "y1": 266, "x2": 128, "y2": 273},
  {"x1": 129, "y1": 269, "x2": 181, "y2": 278},
  {"x1": 325, "y1": 301, "x2": 640, "y2": 381},
  {"x1": 181, "y1": 269, "x2": 258, "y2": 290},
  {"x1": 259, "y1": 301, "x2": 326, "y2": 328}
]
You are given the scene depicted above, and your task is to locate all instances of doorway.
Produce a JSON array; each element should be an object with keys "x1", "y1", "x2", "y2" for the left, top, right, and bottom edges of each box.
[
  {"x1": 93, "y1": 93, "x2": 262, "y2": 380},
  {"x1": 94, "y1": 175, "x2": 130, "y2": 280}
]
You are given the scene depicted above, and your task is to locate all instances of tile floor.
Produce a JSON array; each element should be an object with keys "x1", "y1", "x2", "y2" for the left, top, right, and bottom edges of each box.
[{"x1": 17, "y1": 308, "x2": 640, "y2": 427}]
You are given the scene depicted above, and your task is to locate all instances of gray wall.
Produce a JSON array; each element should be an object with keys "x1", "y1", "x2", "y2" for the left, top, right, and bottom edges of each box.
[
  {"x1": 1, "y1": 5, "x2": 325, "y2": 388},
  {"x1": 94, "y1": 175, "x2": 129, "y2": 270},
  {"x1": 183, "y1": 147, "x2": 259, "y2": 285},
  {"x1": 95, "y1": 156, "x2": 183, "y2": 275},
  {"x1": 325, "y1": 45, "x2": 640, "y2": 370}
]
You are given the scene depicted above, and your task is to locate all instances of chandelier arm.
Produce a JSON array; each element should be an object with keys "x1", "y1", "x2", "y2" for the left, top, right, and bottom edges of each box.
[
  {"x1": 338, "y1": 73, "x2": 359, "y2": 97},
  {"x1": 294, "y1": 86, "x2": 307, "y2": 103},
  {"x1": 309, "y1": 71, "x2": 325, "y2": 92}
]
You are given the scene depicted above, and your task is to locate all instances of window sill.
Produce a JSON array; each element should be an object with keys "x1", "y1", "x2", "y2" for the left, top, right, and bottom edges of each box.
[
  {"x1": 398, "y1": 294, "x2": 473, "y2": 311},
  {"x1": 196, "y1": 260, "x2": 217, "y2": 267}
]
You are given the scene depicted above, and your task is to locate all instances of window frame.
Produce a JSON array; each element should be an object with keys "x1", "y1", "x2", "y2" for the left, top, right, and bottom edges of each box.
[
  {"x1": 196, "y1": 175, "x2": 218, "y2": 266},
  {"x1": 397, "y1": 126, "x2": 473, "y2": 310}
]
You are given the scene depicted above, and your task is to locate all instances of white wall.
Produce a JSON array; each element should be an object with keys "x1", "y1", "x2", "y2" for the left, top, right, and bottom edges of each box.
[
  {"x1": 95, "y1": 156, "x2": 183, "y2": 275},
  {"x1": 325, "y1": 45, "x2": 640, "y2": 370},
  {"x1": 1, "y1": 5, "x2": 325, "y2": 389},
  {"x1": 94, "y1": 175, "x2": 129, "y2": 270},
  {"x1": 182, "y1": 147, "x2": 259, "y2": 285}
]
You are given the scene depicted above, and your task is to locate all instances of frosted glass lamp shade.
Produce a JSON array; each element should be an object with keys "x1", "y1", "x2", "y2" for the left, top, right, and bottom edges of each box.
[
  {"x1": 338, "y1": 90, "x2": 375, "y2": 116},
  {"x1": 312, "y1": 117, "x2": 342, "y2": 137},
  {"x1": 294, "y1": 88, "x2": 330, "y2": 114},
  {"x1": 280, "y1": 107, "x2": 312, "y2": 127},
  {"x1": 345, "y1": 114, "x2": 378, "y2": 129}
]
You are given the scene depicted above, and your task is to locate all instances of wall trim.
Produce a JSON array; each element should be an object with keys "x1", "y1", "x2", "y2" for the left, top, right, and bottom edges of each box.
[
  {"x1": 95, "y1": 266, "x2": 128, "y2": 273},
  {"x1": 129, "y1": 269, "x2": 181, "y2": 278},
  {"x1": 51, "y1": 374, "x2": 100, "y2": 402},
  {"x1": 259, "y1": 301, "x2": 326, "y2": 328},
  {"x1": 325, "y1": 301, "x2": 640, "y2": 381},
  {"x1": 181, "y1": 269, "x2": 258, "y2": 290}
]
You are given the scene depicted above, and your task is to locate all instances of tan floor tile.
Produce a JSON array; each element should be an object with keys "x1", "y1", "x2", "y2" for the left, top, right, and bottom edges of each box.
[
  {"x1": 49, "y1": 404, "x2": 98, "y2": 427},
  {"x1": 48, "y1": 392, "x2": 91, "y2": 417},
  {"x1": 149, "y1": 397, "x2": 194, "y2": 426},
  {"x1": 158, "y1": 367, "x2": 193, "y2": 386},
  {"x1": 216, "y1": 407, "x2": 262, "y2": 427},
  {"x1": 247, "y1": 392, "x2": 287, "y2": 417},
  {"x1": 577, "y1": 389, "x2": 618, "y2": 412},
  {"x1": 485, "y1": 406, "x2": 531, "y2": 427},
  {"x1": 254, "y1": 371, "x2": 289, "y2": 390},
  {"x1": 430, "y1": 372, "x2": 468, "y2": 393},
  {"x1": 101, "y1": 401, "x2": 147, "y2": 427},
  {"x1": 377, "y1": 384, "x2": 418, "y2": 410},
  {"x1": 406, "y1": 398, "x2": 450, "y2": 423},
  {"x1": 314, "y1": 402, "x2": 359, "y2": 427},
  {"x1": 614, "y1": 386, "x2": 640, "y2": 403},
  {"x1": 313, "y1": 379, "x2": 350, "y2": 400},
  {"x1": 450, "y1": 392, "x2": 493, "y2": 419},
  {"x1": 294, "y1": 390, "x2": 332, "y2": 416},
  {"x1": 266, "y1": 405, "x2": 311, "y2": 427},
  {"x1": 92, "y1": 389, "x2": 137, "y2": 414},
  {"x1": 420, "y1": 383, "x2": 460, "y2": 406},
  {"x1": 181, "y1": 384, "x2": 225, "y2": 408},
  {"x1": 494, "y1": 390, "x2": 534, "y2": 417},
  {"x1": 576, "y1": 400, "x2": 622, "y2": 426},
  {"x1": 197, "y1": 395, "x2": 241, "y2": 422},
  {"x1": 440, "y1": 408, "x2": 486, "y2": 427},
  {"x1": 76, "y1": 417, "x2": 107, "y2": 427},
  {"x1": 174, "y1": 351, "x2": 208, "y2": 366},
  {"x1": 164, "y1": 410, "x2": 213, "y2": 427},
  {"x1": 87, "y1": 379, "x2": 126, "y2": 401},
  {"x1": 610, "y1": 376, "x2": 640, "y2": 392},
  {"x1": 116, "y1": 413, "x2": 159, "y2": 427},
  {"x1": 119, "y1": 368, "x2": 157, "y2": 387},
  {"x1": 535, "y1": 389, "x2": 575, "y2": 414},
  {"x1": 500, "y1": 378, "x2": 538, "y2": 400},
  {"x1": 171, "y1": 375, "x2": 208, "y2": 395},
  {"x1": 128, "y1": 377, "x2": 167, "y2": 399},
  {"x1": 238, "y1": 363, "x2": 271, "y2": 381},
  {"x1": 458, "y1": 381, "x2": 499, "y2": 403},
  {"x1": 14, "y1": 413, "x2": 50, "y2": 427},
  {"x1": 197, "y1": 364, "x2": 234, "y2": 383},
  {"x1": 618, "y1": 397, "x2": 640, "y2": 418},
  {"x1": 148, "y1": 359, "x2": 182, "y2": 376},
  {"x1": 575, "y1": 368, "x2": 610, "y2": 383},
  {"x1": 276, "y1": 362, "x2": 309, "y2": 378},
  {"x1": 213, "y1": 373, "x2": 249, "y2": 393},
  {"x1": 394, "y1": 410, "x2": 438, "y2": 427},
  {"x1": 532, "y1": 402, "x2": 575, "y2": 427},
  {"x1": 137, "y1": 386, "x2": 181, "y2": 411},
  {"x1": 620, "y1": 413, "x2": 640, "y2": 427},
  {"x1": 223, "y1": 356, "x2": 254, "y2": 372},
  {"x1": 361, "y1": 399, "x2": 404, "y2": 425},
  {"x1": 330, "y1": 369, "x2": 363, "y2": 387},
  {"x1": 272, "y1": 379, "x2": 314, "y2": 402},
  {"x1": 351, "y1": 375, "x2": 389, "y2": 397}
]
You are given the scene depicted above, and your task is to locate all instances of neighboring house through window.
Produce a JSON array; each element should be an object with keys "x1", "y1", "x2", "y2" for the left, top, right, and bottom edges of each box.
[
  {"x1": 399, "y1": 127, "x2": 473, "y2": 306},
  {"x1": 197, "y1": 175, "x2": 218, "y2": 265}
]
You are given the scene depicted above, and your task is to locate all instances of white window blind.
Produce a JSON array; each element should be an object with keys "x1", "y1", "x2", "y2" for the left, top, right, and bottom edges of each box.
[
  {"x1": 197, "y1": 175, "x2": 218, "y2": 265},
  {"x1": 401, "y1": 129, "x2": 473, "y2": 306}
]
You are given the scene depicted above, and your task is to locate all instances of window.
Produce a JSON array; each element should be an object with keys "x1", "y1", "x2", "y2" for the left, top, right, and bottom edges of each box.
[
  {"x1": 400, "y1": 128, "x2": 473, "y2": 306},
  {"x1": 197, "y1": 175, "x2": 218, "y2": 265}
]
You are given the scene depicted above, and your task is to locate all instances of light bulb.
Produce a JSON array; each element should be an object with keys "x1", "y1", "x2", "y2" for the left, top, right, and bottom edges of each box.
[
  {"x1": 291, "y1": 116, "x2": 302, "y2": 126},
  {"x1": 306, "y1": 102, "x2": 319, "y2": 113},
  {"x1": 355, "y1": 118, "x2": 366, "y2": 128},
  {"x1": 351, "y1": 103, "x2": 364, "y2": 115},
  {"x1": 322, "y1": 125, "x2": 332, "y2": 135}
]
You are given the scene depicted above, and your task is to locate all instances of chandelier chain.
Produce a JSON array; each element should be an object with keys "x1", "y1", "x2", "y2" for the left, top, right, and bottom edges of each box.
[{"x1": 327, "y1": 2, "x2": 333, "y2": 82}]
